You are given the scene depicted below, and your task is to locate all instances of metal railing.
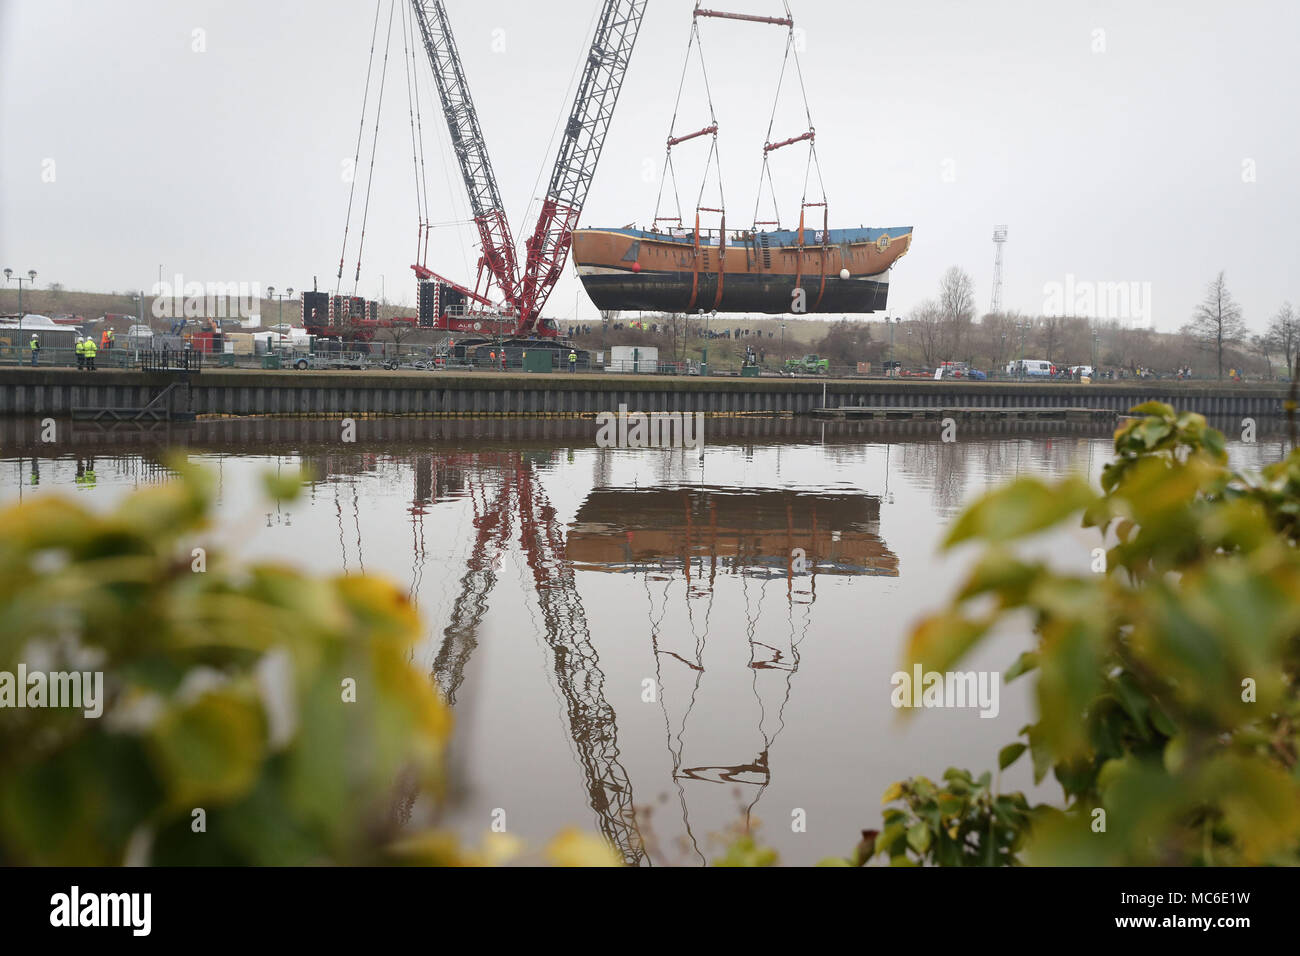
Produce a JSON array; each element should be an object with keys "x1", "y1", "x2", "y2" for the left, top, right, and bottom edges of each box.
[{"x1": 138, "y1": 348, "x2": 203, "y2": 373}]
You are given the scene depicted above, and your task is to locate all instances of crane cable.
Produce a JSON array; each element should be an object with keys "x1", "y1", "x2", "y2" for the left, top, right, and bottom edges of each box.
[
  {"x1": 653, "y1": 15, "x2": 723, "y2": 231},
  {"x1": 751, "y1": 1, "x2": 826, "y2": 232},
  {"x1": 335, "y1": 0, "x2": 385, "y2": 296},
  {"x1": 400, "y1": 0, "x2": 432, "y2": 270},
  {"x1": 351, "y1": 0, "x2": 398, "y2": 296},
  {"x1": 413, "y1": 29, "x2": 474, "y2": 284}
]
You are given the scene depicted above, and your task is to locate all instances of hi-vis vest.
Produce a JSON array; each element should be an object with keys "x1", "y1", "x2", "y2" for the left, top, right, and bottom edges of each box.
[
  {"x1": 84, "y1": 339, "x2": 97, "y2": 356},
  {"x1": 30, "y1": 336, "x2": 39, "y2": 350},
  {"x1": 75, "y1": 339, "x2": 85, "y2": 355}
]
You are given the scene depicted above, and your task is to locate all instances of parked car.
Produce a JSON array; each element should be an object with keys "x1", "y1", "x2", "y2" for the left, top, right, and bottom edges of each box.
[
  {"x1": 1007, "y1": 359, "x2": 1053, "y2": 377},
  {"x1": 937, "y1": 361, "x2": 986, "y2": 380}
]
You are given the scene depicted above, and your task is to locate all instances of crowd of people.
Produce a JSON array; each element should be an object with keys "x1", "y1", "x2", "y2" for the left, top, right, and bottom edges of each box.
[{"x1": 23, "y1": 327, "x2": 116, "y2": 369}]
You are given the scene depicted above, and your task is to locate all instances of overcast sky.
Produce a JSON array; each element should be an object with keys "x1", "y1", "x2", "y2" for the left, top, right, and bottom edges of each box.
[{"x1": 2, "y1": 0, "x2": 1296, "y2": 331}]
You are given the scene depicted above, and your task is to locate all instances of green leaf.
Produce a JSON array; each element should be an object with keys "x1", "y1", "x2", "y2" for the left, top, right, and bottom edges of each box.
[
  {"x1": 148, "y1": 688, "x2": 265, "y2": 811},
  {"x1": 874, "y1": 821, "x2": 906, "y2": 857},
  {"x1": 1004, "y1": 651, "x2": 1039, "y2": 682},
  {"x1": 998, "y1": 742, "x2": 1027, "y2": 770},
  {"x1": 906, "y1": 821, "x2": 932, "y2": 854}
]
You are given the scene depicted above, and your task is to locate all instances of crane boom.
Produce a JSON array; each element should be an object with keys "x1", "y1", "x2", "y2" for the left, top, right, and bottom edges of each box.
[
  {"x1": 409, "y1": 0, "x2": 520, "y2": 305},
  {"x1": 517, "y1": 0, "x2": 649, "y2": 331},
  {"x1": 409, "y1": 0, "x2": 647, "y2": 337}
]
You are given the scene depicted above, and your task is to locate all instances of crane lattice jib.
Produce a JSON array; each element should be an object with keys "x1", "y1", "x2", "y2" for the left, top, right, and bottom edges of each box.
[
  {"x1": 433, "y1": 481, "x2": 513, "y2": 705},
  {"x1": 515, "y1": 467, "x2": 646, "y2": 865},
  {"x1": 410, "y1": 0, "x2": 520, "y2": 305},
  {"x1": 518, "y1": 0, "x2": 649, "y2": 331}
]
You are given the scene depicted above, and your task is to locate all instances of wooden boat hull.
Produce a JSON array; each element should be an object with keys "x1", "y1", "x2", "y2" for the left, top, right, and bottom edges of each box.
[{"x1": 572, "y1": 225, "x2": 912, "y2": 314}]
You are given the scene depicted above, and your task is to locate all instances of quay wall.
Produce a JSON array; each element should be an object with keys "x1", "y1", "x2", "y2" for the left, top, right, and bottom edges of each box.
[{"x1": 0, "y1": 369, "x2": 1288, "y2": 419}]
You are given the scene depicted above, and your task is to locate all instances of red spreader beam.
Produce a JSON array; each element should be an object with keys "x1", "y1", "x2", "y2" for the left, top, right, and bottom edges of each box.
[
  {"x1": 765, "y1": 129, "x2": 815, "y2": 152},
  {"x1": 667, "y1": 124, "x2": 718, "y2": 147},
  {"x1": 694, "y1": 7, "x2": 794, "y2": 27}
]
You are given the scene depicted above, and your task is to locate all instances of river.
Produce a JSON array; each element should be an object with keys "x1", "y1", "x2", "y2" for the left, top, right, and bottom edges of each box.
[{"x1": 0, "y1": 415, "x2": 1287, "y2": 865}]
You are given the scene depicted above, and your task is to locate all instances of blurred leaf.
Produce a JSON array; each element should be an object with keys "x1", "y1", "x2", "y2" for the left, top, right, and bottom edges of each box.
[
  {"x1": 944, "y1": 476, "x2": 1095, "y2": 547},
  {"x1": 905, "y1": 612, "x2": 991, "y2": 677},
  {"x1": 998, "y1": 743, "x2": 1027, "y2": 771}
]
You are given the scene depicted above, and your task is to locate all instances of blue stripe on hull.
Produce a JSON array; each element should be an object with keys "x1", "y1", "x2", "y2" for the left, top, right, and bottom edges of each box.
[
  {"x1": 578, "y1": 271, "x2": 891, "y2": 314},
  {"x1": 582, "y1": 225, "x2": 912, "y2": 249}
]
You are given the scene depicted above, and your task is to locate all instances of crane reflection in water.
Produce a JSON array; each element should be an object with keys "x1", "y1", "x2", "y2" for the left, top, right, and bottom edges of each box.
[
  {"x1": 395, "y1": 447, "x2": 897, "y2": 866},
  {"x1": 566, "y1": 484, "x2": 898, "y2": 865}
]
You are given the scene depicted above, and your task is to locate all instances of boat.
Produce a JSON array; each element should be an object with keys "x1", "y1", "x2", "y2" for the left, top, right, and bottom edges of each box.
[{"x1": 571, "y1": 223, "x2": 913, "y2": 315}]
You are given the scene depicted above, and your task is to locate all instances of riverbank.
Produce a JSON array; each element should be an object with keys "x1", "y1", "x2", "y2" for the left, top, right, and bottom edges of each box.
[{"x1": 0, "y1": 367, "x2": 1288, "y2": 419}]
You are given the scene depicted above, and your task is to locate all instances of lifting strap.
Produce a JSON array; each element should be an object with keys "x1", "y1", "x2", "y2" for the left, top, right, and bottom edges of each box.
[
  {"x1": 336, "y1": 0, "x2": 385, "y2": 296},
  {"x1": 751, "y1": 2, "x2": 827, "y2": 236}
]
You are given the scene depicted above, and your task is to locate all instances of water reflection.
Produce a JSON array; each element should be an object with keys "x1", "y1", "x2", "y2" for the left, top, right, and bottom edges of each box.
[
  {"x1": 567, "y1": 485, "x2": 895, "y2": 863},
  {"x1": 570, "y1": 486, "x2": 898, "y2": 578},
  {"x1": 0, "y1": 414, "x2": 1292, "y2": 865}
]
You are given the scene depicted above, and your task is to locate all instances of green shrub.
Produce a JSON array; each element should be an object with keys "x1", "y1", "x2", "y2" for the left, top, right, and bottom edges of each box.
[
  {"x1": 0, "y1": 463, "x2": 500, "y2": 865},
  {"x1": 852, "y1": 404, "x2": 1300, "y2": 866}
]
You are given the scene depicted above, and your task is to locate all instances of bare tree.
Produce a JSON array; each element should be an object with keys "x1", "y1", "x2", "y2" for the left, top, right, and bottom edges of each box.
[
  {"x1": 1250, "y1": 333, "x2": 1275, "y2": 379},
  {"x1": 979, "y1": 311, "x2": 1020, "y2": 371},
  {"x1": 1181, "y1": 271, "x2": 1247, "y2": 379},
  {"x1": 381, "y1": 322, "x2": 417, "y2": 361},
  {"x1": 1266, "y1": 302, "x2": 1298, "y2": 379},
  {"x1": 812, "y1": 319, "x2": 880, "y2": 368},
  {"x1": 910, "y1": 299, "x2": 944, "y2": 367},
  {"x1": 1037, "y1": 314, "x2": 1065, "y2": 364},
  {"x1": 938, "y1": 266, "x2": 976, "y2": 360}
]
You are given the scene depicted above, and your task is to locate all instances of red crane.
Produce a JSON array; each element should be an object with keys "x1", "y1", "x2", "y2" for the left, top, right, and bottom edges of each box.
[{"x1": 409, "y1": 0, "x2": 648, "y2": 341}]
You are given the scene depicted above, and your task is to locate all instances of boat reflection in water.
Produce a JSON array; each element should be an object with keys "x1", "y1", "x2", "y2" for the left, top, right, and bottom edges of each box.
[
  {"x1": 569, "y1": 485, "x2": 896, "y2": 864},
  {"x1": 569, "y1": 485, "x2": 898, "y2": 580}
]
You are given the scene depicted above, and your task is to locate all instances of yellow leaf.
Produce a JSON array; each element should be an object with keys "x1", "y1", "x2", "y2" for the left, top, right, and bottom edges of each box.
[
  {"x1": 478, "y1": 831, "x2": 526, "y2": 866},
  {"x1": 544, "y1": 828, "x2": 623, "y2": 867}
]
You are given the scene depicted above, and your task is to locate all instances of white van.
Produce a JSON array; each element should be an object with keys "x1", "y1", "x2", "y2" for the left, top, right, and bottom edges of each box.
[{"x1": 1006, "y1": 359, "x2": 1052, "y2": 377}]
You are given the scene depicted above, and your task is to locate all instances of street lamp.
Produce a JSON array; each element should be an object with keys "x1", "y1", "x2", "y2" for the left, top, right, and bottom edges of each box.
[
  {"x1": 4, "y1": 269, "x2": 38, "y2": 347},
  {"x1": 1091, "y1": 329, "x2": 1099, "y2": 379},
  {"x1": 267, "y1": 285, "x2": 295, "y2": 355},
  {"x1": 699, "y1": 308, "x2": 714, "y2": 375},
  {"x1": 888, "y1": 315, "x2": 901, "y2": 375},
  {"x1": 1015, "y1": 320, "x2": 1030, "y2": 381}
]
